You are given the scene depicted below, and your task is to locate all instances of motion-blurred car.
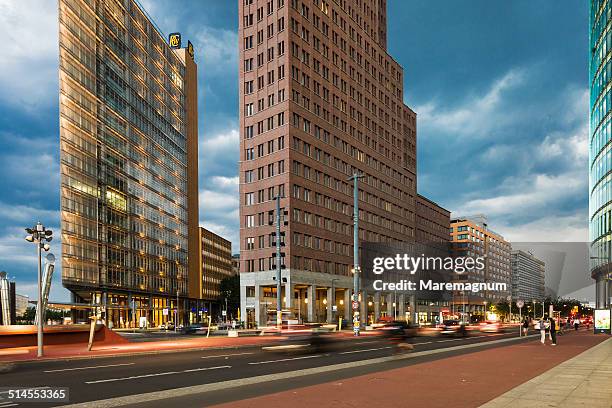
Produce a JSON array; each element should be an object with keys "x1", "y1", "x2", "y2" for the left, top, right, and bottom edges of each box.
[
  {"x1": 439, "y1": 319, "x2": 467, "y2": 336},
  {"x1": 262, "y1": 329, "x2": 336, "y2": 354},
  {"x1": 480, "y1": 321, "x2": 502, "y2": 333},
  {"x1": 159, "y1": 322, "x2": 175, "y2": 331},
  {"x1": 180, "y1": 324, "x2": 207, "y2": 334},
  {"x1": 379, "y1": 320, "x2": 418, "y2": 338}
]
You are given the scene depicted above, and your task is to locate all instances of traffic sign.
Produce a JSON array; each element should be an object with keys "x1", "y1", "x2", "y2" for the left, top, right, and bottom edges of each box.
[
  {"x1": 352, "y1": 301, "x2": 359, "y2": 310},
  {"x1": 516, "y1": 300, "x2": 524, "y2": 308},
  {"x1": 332, "y1": 305, "x2": 338, "y2": 312}
]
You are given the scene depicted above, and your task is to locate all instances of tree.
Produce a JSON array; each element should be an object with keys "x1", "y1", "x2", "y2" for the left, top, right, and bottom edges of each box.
[
  {"x1": 219, "y1": 275, "x2": 240, "y2": 317},
  {"x1": 20, "y1": 306, "x2": 36, "y2": 324},
  {"x1": 18, "y1": 307, "x2": 67, "y2": 324}
]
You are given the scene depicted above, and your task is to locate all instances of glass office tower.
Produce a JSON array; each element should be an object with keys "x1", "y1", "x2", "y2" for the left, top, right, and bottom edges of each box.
[
  {"x1": 590, "y1": 0, "x2": 612, "y2": 308},
  {"x1": 58, "y1": 0, "x2": 200, "y2": 327}
]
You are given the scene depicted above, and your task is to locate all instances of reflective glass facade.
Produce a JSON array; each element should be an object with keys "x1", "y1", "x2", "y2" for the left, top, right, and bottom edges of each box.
[
  {"x1": 590, "y1": 0, "x2": 612, "y2": 307},
  {"x1": 59, "y1": 0, "x2": 199, "y2": 325}
]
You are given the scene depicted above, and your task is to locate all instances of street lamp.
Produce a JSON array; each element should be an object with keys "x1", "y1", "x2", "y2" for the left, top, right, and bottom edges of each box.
[
  {"x1": 483, "y1": 301, "x2": 487, "y2": 322},
  {"x1": 348, "y1": 173, "x2": 365, "y2": 336},
  {"x1": 25, "y1": 221, "x2": 52, "y2": 358}
]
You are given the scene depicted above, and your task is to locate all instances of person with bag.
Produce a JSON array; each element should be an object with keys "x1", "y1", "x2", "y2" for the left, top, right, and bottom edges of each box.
[
  {"x1": 549, "y1": 316, "x2": 557, "y2": 346},
  {"x1": 538, "y1": 317, "x2": 547, "y2": 344}
]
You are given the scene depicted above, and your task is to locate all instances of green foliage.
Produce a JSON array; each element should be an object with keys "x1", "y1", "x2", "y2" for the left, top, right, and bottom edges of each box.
[
  {"x1": 219, "y1": 274, "x2": 240, "y2": 310},
  {"x1": 18, "y1": 306, "x2": 68, "y2": 324}
]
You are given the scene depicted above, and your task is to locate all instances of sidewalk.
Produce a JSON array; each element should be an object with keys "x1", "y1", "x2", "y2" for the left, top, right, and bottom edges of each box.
[
  {"x1": 481, "y1": 336, "x2": 612, "y2": 407},
  {"x1": 211, "y1": 331, "x2": 609, "y2": 408}
]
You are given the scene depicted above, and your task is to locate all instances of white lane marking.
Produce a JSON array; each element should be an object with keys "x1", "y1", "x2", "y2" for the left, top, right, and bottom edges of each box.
[
  {"x1": 412, "y1": 341, "x2": 433, "y2": 345},
  {"x1": 44, "y1": 363, "x2": 135, "y2": 373},
  {"x1": 183, "y1": 366, "x2": 232, "y2": 373},
  {"x1": 86, "y1": 366, "x2": 232, "y2": 384},
  {"x1": 0, "y1": 403, "x2": 18, "y2": 407},
  {"x1": 86, "y1": 371, "x2": 179, "y2": 384},
  {"x1": 201, "y1": 352, "x2": 254, "y2": 359},
  {"x1": 339, "y1": 346, "x2": 392, "y2": 354},
  {"x1": 248, "y1": 355, "x2": 321, "y2": 365},
  {"x1": 352, "y1": 341, "x2": 380, "y2": 345},
  {"x1": 437, "y1": 338, "x2": 464, "y2": 343}
]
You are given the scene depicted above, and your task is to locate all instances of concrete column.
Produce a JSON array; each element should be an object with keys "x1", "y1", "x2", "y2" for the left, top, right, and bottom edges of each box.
[
  {"x1": 239, "y1": 283, "x2": 247, "y2": 327},
  {"x1": 360, "y1": 289, "x2": 368, "y2": 325},
  {"x1": 344, "y1": 289, "x2": 351, "y2": 320},
  {"x1": 374, "y1": 292, "x2": 381, "y2": 322},
  {"x1": 326, "y1": 287, "x2": 333, "y2": 323},
  {"x1": 284, "y1": 279, "x2": 293, "y2": 313},
  {"x1": 254, "y1": 284, "x2": 265, "y2": 327},
  {"x1": 127, "y1": 293, "x2": 133, "y2": 328},
  {"x1": 386, "y1": 293, "x2": 394, "y2": 318},
  {"x1": 307, "y1": 285, "x2": 315, "y2": 322},
  {"x1": 398, "y1": 293, "x2": 406, "y2": 320},
  {"x1": 410, "y1": 294, "x2": 417, "y2": 324}
]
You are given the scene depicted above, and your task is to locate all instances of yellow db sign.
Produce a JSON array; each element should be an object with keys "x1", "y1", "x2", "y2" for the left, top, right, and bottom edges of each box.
[
  {"x1": 187, "y1": 40, "x2": 194, "y2": 59},
  {"x1": 169, "y1": 33, "x2": 181, "y2": 49}
]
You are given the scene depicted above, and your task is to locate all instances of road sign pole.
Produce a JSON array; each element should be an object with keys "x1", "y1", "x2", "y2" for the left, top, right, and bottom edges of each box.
[{"x1": 516, "y1": 300, "x2": 524, "y2": 337}]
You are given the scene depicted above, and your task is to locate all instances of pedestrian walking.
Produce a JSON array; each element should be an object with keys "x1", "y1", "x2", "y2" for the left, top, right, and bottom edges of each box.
[
  {"x1": 549, "y1": 317, "x2": 557, "y2": 346},
  {"x1": 522, "y1": 318, "x2": 529, "y2": 336},
  {"x1": 574, "y1": 318, "x2": 580, "y2": 331},
  {"x1": 538, "y1": 317, "x2": 547, "y2": 344}
]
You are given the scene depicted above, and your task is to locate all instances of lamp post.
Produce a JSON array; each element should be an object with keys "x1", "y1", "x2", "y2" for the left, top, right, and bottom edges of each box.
[
  {"x1": 175, "y1": 290, "x2": 179, "y2": 332},
  {"x1": 25, "y1": 221, "x2": 53, "y2": 358},
  {"x1": 483, "y1": 301, "x2": 487, "y2": 322},
  {"x1": 348, "y1": 173, "x2": 364, "y2": 336}
]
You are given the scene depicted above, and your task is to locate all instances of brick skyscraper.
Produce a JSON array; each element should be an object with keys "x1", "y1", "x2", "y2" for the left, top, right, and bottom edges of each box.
[{"x1": 239, "y1": 0, "x2": 423, "y2": 326}]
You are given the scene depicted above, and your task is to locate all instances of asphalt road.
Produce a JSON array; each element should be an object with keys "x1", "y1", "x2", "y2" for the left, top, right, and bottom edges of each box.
[{"x1": 0, "y1": 331, "x2": 531, "y2": 407}]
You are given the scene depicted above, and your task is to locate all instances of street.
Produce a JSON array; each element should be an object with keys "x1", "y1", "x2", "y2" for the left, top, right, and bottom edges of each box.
[{"x1": 0, "y1": 332, "x2": 526, "y2": 407}]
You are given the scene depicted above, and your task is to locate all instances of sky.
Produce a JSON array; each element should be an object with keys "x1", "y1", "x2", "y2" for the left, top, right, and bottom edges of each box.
[{"x1": 0, "y1": 0, "x2": 589, "y2": 302}]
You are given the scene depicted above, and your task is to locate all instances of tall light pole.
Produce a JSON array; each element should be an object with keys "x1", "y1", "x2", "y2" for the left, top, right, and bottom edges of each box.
[
  {"x1": 348, "y1": 173, "x2": 364, "y2": 336},
  {"x1": 175, "y1": 290, "x2": 179, "y2": 332},
  {"x1": 25, "y1": 221, "x2": 53, "y2": 358},
  {"x1": 275, "y1": 195, "x2": 282, "y2": 327}
]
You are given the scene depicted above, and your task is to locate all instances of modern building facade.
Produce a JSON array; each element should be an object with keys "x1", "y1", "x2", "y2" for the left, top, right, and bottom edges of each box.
[
  {"x1": 416, "y1": 194, "x2": 451, "y2": 244},
  {"x1": 412, "y1": 194, "x2": 452, "y2": 324},
  {"x1": 511, "y1": 250, "x2": 545, "y2": 303},
  {"x1": 589, "y1": 0, "x2": 612, "y2": 309},
  {"x1": 0, "y1": 272, "x2": 16, "y2": 326},
  {"x1": 239, "y1": 0, "x2": 420, "y2": 326},
  {"x1": 232, "y1": 254, "x2": 241, "y2": 275},
  {"x1": 450, "y1": 217, "x2": 511, "y2": 319},
  {"x1": 15, "y1": 294, "x2": 30, "y2": 317},
  {"x1": 59, "y1": 0, "x2": 200, "y2": 328},
  {"x1": 200, "y1": 227, "x2": 234, "y2": 308}
]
